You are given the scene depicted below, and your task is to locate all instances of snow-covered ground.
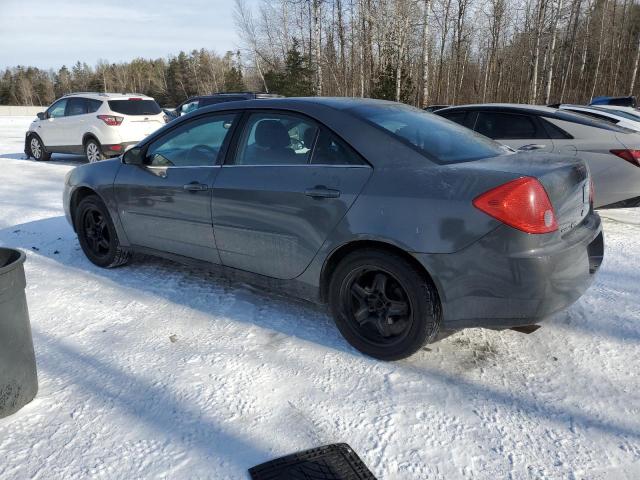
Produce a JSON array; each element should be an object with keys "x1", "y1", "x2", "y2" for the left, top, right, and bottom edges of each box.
[{"x1": 0, "y1": 115, "x2": 639, "y2": 479}]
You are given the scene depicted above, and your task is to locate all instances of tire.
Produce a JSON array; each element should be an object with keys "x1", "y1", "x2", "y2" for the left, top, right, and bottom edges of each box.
[
  {"x1": 75, "y1": 195, "x2": 131, "y2": 268},
  {"x1": 328, "y1": 249, "x2": 441, "y2": 361},
  {"x1": 28, "y1": 135, "x2": 51, "y2": 161},
  {"x1": 85, "y1": 138, "x2": 106, "y2": 163}
]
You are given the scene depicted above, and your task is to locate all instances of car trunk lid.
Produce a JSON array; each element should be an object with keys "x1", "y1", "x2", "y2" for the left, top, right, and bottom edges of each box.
[{"x1": 468, "y1": 152, "x2": 591, "y2": 234}]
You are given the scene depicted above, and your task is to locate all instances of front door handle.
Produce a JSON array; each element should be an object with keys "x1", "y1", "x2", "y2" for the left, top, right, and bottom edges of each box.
[
  {"x1": 304, "y1": 186, "x2": 341, "y2": 199},
  {"x1": 183, "y1": 182, "x2": 209, "y2": 191}
]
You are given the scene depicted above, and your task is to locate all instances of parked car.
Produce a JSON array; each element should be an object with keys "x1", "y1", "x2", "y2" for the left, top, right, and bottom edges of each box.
[
  {"x1": 554, "y1": 104, "x2": 640, "y2": 132},
  {"x1": 423, "y1": 104, "x2": 449, "y2": 113},
  {"x1": 167, "y1": 92, "x2": 284, "y2": 120},
  {"x1": 25, "y1": 93, "x2": 167, "y2": 163},
  {"x1": 436, "y1": 103, "x2": 640, "y2": 208},
  {"x1": 590, "y1": 95, "x2": 636, "y2": 108},
  {"x1": 63, "y1": 98, "x2": 603, "y2": 360}
]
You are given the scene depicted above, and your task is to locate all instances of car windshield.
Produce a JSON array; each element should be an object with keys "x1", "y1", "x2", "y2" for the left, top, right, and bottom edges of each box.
[
  {"x1": 348, "y1": 103, "x2": 505, "y2": 164},
  {"x1": 108, "y1": 99, "x2": 161, "y2": 115}
]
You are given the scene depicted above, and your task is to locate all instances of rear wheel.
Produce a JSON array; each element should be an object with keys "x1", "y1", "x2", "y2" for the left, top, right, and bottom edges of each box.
[
  {"x1": 85, "y1": 138, "x2": 105, "y2": 163},
  {"x1": 75, "y1": 195, "x2": 130, "y2": 268},
  {"x1": 28, "y1": 135, "x2": 51, "y2": 161},
  {"x1": 328, "y1": 249, "x2": 440, "y2": 360}
]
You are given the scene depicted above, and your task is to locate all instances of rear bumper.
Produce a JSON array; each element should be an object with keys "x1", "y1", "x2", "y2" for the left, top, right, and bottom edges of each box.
[{"x1": 416, "y1": 212, "x2": 603, "y2": 329}]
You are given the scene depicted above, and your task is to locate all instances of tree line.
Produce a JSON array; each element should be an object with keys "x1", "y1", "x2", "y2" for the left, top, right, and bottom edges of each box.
[{"x1": 2, "y1": 0, "x2": 639, "y2": 108}]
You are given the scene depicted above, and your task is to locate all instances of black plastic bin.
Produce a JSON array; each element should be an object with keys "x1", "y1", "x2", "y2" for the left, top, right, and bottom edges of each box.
[{"x1": 0, "y1": 248, "x2": 37, "y2": 418}]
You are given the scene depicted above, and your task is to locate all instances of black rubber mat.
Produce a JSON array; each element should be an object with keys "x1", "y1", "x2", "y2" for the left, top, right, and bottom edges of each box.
[{"x1": 249, "y1": 443, "x2": 377, "y2": 480}]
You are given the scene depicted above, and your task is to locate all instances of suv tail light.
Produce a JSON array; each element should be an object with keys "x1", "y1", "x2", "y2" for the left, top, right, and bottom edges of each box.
[
  {"x1": 473, "y1": 177, "x2": 558, "y2": 234},
  {"x1": 97, "y1": 115, "x2": 123, "y2": 126},
  {"x1": 610, "y1": 149, "x2": 640, "y2": 167}
]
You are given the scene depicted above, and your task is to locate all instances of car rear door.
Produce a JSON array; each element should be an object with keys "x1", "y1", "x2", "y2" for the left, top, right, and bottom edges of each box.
[
  {"x1": 64, "y1": 97, "x2": 90, "y2": 149},
  {"x1": 474, "y1": 110, "x2": 554, "y2": 152},
  {"x1": 211, "y1": 110, "x2": 372, "y2": 280},
  {"x1": 113, "y1": 112, "x2": 239, "y2": 263}
]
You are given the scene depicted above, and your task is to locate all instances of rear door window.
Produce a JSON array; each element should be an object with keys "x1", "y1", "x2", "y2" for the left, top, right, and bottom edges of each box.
[
  {"x1": 108, "y1": 99, "x2": 161, "y2": 116},
  {"x1": 475, "y1": 112, "x2": 546, "y2": 139},
  {"x1": 66, "y1": 97, "x2": 87, "y2": 116},
  {"x1": 232, "y1": 112, "x2": 318, "y2": 166}
]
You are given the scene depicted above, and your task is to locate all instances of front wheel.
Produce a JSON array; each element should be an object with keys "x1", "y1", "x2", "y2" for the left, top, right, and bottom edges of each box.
[
  {"x1": 328, "y1": 249, "x2": 441, "y2": 361},
  {"x1": 28, "y1": 135, "x2": 51, "y2": 161},
  {"x1": 85, "y1": 139, "x2": 106, "y2": 163},
  {"x1": 75, "y1": 195, "x2": 131, "y2": 268}
]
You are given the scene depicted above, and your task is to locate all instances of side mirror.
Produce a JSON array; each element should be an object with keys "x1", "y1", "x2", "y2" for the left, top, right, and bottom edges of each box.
[
  {"x1": 36, "y1": 112, "x2": 45, "y2": 120},
  {"x1": 122, "y1": 147, "x2": 144, "y2": 165}
]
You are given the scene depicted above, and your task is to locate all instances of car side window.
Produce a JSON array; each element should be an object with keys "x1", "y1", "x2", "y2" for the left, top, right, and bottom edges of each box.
[
  {"x1": 311, "y1": 129, "x2": 366, "y2": 165},
  {"x1": 232, "y1": 112, "x2": 319, "y2": 166},
  {"x1": 47, "y1": 99, "x2": 68, "y2": 118},
  {"x1": 475, "y1": 112, "x2": 546, "y2": 139},
  {"x1": 439, "y1": 111, "x2": 467, "y2": 126},
  {"x1": 87, "y1": 99, "x2": 102, "y2": 113},
  {"x1": 145, "y1": 113, "x2": 237, "y2": 167},
  {"x1": 66, "y1": 98, "x2": 87, "y2": 116},
  {"x1": 540, "y1": 117, "x2": 573, "y2": 139}
]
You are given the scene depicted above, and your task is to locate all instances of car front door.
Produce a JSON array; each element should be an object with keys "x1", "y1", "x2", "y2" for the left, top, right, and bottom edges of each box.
[
  {"x1": 38, "y1": 98, "x2": 68, "y2": 146},
  {"x1": 474, "y1": 111, "x2": 554, "y2": 152},
  {"x1": 113, "y1": 112, "x2": 239, "y2": 263},
  {"x1": 211, "y1": 111, "x2": 372, "y2": 280}
]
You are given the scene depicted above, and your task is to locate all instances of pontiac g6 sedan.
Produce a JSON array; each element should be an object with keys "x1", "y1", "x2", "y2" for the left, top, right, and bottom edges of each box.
[{"x1": 64, "y1": 98, "x2": 604, "y2": 360}]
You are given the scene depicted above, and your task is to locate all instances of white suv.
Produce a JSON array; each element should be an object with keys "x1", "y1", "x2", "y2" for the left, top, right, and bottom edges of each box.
[{"x1": 25, "y1": 93, "x2": 167, "y2": 162}]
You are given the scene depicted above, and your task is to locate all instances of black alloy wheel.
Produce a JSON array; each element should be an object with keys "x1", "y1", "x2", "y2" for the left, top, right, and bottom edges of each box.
[
  {"x1": 343, "y1": 268, "x2": 413, "y2": 344},
  {"x1": 75, "y1": 195, "x2": 131, "y2": 268},
  {"x1": 329, "y1": 249, "x2": 440, "y2": 360}
]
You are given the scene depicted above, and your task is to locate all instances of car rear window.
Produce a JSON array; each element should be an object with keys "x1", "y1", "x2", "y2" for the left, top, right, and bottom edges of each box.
[
  {"x1": 349, "y1": 103, "x2": 504, "y2": 164},
  {"x1": 108, "y1": 100, "x2": 161, "y2": 116}
]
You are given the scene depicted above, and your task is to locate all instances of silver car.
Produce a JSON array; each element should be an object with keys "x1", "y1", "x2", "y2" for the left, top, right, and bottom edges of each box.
[{"x1": 437, "y1": 104, "x2": 640, "y2": 208}]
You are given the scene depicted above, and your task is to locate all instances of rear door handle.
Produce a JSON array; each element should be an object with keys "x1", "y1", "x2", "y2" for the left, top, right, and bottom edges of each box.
[
  {"x1": 304, "y1": 186, "x2": 341, "y2": 199},
  {"x1": 183, "y1": 182, "x2": 209, "y2": 191}
]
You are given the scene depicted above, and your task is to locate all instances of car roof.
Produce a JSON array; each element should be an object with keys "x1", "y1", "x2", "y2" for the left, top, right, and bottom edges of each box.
[
  {"x1": 61, "y1": 92, "x2": 156, "y2": 101},
  {"x1": 438, "y1": 102, "x2": 628, "y2": 132},
  {"x1": 189, "y1": 96, "x2": 399, "y2": 115}
]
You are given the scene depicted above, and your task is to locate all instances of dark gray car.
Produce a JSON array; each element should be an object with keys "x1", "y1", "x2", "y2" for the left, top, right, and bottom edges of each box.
[{"x1": 63, "y1": 98, "x2": 604, "y2": 360}]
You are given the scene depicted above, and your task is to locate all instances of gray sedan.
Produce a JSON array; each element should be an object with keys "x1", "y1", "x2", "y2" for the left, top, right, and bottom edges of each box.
[
  {"x1": 436, "y1": 104, "x2": 640, "y2": 208},
  {"x1": 63, "y1": 98, "x2": 603, "y2": 360}
]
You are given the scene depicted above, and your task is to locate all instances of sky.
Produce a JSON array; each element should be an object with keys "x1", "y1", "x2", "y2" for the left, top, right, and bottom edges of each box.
[{"x1": 0, "y1": 0, "x2": 254, "y2": 70}]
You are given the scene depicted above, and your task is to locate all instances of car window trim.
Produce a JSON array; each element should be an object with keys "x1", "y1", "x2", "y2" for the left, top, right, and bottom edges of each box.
[{"x1": 140, "y1": 110, "x2": 241, "y2": 169}]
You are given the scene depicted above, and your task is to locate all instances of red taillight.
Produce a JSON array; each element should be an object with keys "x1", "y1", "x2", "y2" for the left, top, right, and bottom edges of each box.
[
  {"x1": 97, "y1": 115, "x2": 123, "y2": 126},
  {"x1": 473, "y1": 177, "x2": 558, "y2": 234},
  {"x1": 610, "y1": 149, "x2": 640, "y2": 167},
  {"x1": 128, "y1": 97, "x2": 143, "y2": 101},
  {"x1": 109, "y1": 145, "x2": 122, "y2": 152},
  {"x1": 589, "y1": 177, "x2": 594, "y2": 205}
]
